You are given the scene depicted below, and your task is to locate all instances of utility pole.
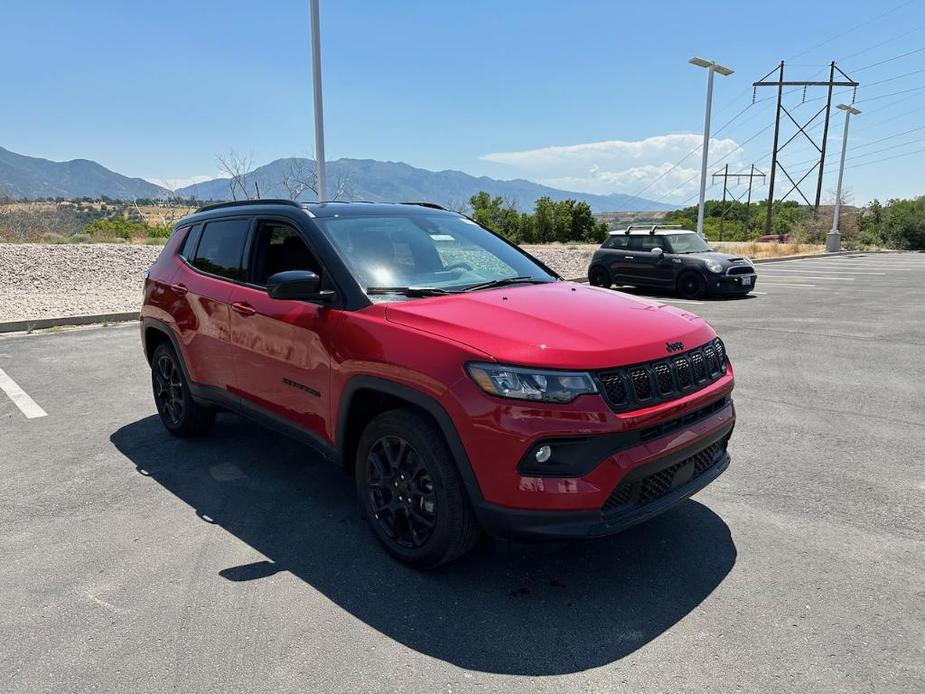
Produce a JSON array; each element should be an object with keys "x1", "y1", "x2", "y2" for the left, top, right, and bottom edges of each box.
[
  {"x1": 690, "y1": 58, "x2": 734, "y2": 238},
  {"x1": 309, "y1": 0, "x2": 326, "y2": 201},
  {"x1": 753, "y1": 61, "x2": 858, "y2": 234},
  {"x1": 829, "y1": 104, "x2": 861, "y2": 252},
  {"x1": 712, "y1": 165, "x2": 766, "y2": 239}
]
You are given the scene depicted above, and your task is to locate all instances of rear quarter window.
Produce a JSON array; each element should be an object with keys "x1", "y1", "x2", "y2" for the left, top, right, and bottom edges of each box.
[
  {"x1": 190, "y1": 219, "x2": 251, "y2": 281},
  {"x1": 602, "y1": 235, "x2": 629, "y2": 249},
  {"x1": 179, "y1": 225, "x2": 202, "y2": 259}
]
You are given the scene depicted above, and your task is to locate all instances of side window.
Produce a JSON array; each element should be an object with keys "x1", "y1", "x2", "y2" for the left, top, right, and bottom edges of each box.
[
  {"x1": 179, "y1": 225, "x2": 202, "y2": 259},
  {"x1": 632, "y1": 235, "x2": 664, "y2": 251},
  {"x1": 191, "y1": 219, "x2": 250, "y2": 281},
  {"x1": 602, "y1": 235, "x2": 628, "y2": 250},
  {"x1": 252, "y1": 221, "x2": 322, "y2": 285}
]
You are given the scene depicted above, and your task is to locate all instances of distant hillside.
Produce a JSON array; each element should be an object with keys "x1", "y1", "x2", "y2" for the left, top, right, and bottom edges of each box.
[
  {"x1": 0, "y1": 147, "x2": 166, "y2": 200},
  {"x1": 177, "y1": 158, "x2": 674, "y2": 213},
  {"x1": 0, "y1": 146, "x2": 673, "y2": 212}
]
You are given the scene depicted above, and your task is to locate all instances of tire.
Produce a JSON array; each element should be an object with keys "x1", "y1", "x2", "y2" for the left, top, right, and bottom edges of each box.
[
  {"x1": 588, "y1": 265, "x2": 612, "y2": 288},
  {"x1": 355, "y1": 408, "x2": 481, "y2": 568},
  {"x1": 150, "y1": 342, "x2": 215, "y2": 437},
  {"x1": 677, "y1": 271, "x2": 707, "y2": 299}
]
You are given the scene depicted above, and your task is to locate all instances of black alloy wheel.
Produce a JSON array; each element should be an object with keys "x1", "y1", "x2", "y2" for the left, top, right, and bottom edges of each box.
[
  {"x1": 150, "y1": 342, "x2": 215, "y2": 437},
  {"x1": 677, "y1": 272, "x2": 707, "y2": 299},
  {"x1": 365, "y1": 435, "x2": 437, "y2": 549},
  {"x1": 589, "y1": 265, "x2": 611, "y2": 288}
]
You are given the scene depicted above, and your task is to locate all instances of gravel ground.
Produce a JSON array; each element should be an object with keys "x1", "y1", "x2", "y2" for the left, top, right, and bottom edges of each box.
[
  {"x1": 0, "y1": 242, "x2": 595, "y2": 323},
  {"x1": 0, "y1": 243, "x2": 161, "y2": 322}
]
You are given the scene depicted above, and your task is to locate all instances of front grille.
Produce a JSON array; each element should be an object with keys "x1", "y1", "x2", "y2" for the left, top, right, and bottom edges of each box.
[
  {"x1": 596, "y1": 338, "x2": 727, "y2": 412},
  {"x1": 602, "y1": 438, "x2": 726, "y2": 514},
  {"x1": 727, "y1": 266, "x2": 754, "y2": 275}
]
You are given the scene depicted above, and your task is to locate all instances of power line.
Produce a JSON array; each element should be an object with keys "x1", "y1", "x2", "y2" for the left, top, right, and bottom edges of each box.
[
  {"x1": 788, "y1": 0, "x2": 917, "y2": 60},
  {"x1": 849, "y1": 146, "x2": 925, "y2": 167},
  {"x1": 851, "y1": 46, "x2": 925, "y2": 73}
]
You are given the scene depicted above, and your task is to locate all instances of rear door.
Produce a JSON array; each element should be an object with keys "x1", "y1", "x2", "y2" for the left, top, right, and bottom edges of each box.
[
  {"x1": 227, "y1": 219, "x2": 336, "y2": 442},
  {"x1": 172, "y1": 217, "x2": 251, "y2": 392}
]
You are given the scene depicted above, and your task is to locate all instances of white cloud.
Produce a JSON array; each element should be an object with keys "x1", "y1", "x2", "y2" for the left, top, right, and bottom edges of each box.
[{"x1": 480, "y1": 133, "x2": 743, "y2": 201}]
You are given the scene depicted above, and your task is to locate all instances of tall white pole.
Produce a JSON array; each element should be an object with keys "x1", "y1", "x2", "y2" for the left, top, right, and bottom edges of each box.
[
  {"x1": 309, "y1": 0, "x2": 326, "y2": 201},
  {"x1": 696, "y1": 67, "x2": 715, "y2": 238},
  {"x1": 828, "y1": 106, "x2": 859, "y2": 253}
]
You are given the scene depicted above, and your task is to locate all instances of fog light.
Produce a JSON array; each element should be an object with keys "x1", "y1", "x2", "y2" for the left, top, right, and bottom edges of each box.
[{"x1": 535, "y1": 445, "x2": 552, "y2": 463}]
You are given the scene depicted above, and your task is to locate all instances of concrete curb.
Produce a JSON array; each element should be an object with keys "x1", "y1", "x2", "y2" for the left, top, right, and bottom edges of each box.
[{"x1": 0, "y1": 311, "x2": 139, "y2": 334}]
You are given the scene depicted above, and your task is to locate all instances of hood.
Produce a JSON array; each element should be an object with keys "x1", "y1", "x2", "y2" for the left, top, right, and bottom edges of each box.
[
  {"x1": 384, "y1": 282, "x2": 716, "y2": 370},
  {"x1": 695, "y1": 251, "x2": 750, "y2": 265}
]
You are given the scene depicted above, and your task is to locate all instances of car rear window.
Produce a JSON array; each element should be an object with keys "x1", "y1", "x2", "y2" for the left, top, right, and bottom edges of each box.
[
  {"x1": 191, "y1": 219, "x2": 250, "y2": 281},
  {"x1": 602, "y1": 235, "x2": 629, "y2": 249}
]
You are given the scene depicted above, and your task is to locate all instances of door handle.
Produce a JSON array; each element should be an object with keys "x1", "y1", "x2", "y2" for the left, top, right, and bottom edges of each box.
[
  {"x1": 624, "y1": 256, "x2": 634, "y2": 261},
  {"x1": 232, "y1": 302, "x2": 256, "y2": 316},
  {"x1": 170, "y1": 283, "x2": 188, "y2": 295}
]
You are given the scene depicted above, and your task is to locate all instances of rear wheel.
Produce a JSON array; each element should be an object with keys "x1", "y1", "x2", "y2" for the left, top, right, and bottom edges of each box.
[
  {"x1": 677, "y1": 271, "x2": 707, "y2": 299},
  {"x1": 589, "y1": 265, "x2": 612, "y2": 288},
  {"x1": 355, "y1": 408, "x2": 480, "y2": 568},
  {"x1": 151, "y1": 342, "x2": 215, "y2": 437}
]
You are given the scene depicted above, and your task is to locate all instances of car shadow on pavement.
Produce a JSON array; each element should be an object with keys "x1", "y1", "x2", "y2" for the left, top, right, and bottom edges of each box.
[{"x1": 111, "y1": 414, "x2": 737, "y2": 676}]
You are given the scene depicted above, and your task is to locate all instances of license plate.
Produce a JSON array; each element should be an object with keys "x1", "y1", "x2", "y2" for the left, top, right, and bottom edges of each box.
[{"x1": 742, "y1": 276, "x2": 753, "y2": 286}]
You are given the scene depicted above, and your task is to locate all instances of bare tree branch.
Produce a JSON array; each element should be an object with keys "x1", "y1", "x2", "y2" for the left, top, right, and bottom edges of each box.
[{"x1": 216, "y1": 150, "x2": 254, "y2": 201}]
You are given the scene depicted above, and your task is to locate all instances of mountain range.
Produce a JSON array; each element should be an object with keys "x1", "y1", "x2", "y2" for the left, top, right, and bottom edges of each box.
[{"x1": 0, "y1": 147, "x2": 674, "y2": 212}]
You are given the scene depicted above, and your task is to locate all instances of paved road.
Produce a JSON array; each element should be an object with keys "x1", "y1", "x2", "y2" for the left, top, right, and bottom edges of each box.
[{"x1": 1, "y1": 253, "x2": 923, "y2": 693}]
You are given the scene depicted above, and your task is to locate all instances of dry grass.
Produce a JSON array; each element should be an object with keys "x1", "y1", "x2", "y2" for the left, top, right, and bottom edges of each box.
[{"x1": 711, "y1": 241, "x2": 825, "y2": 259}]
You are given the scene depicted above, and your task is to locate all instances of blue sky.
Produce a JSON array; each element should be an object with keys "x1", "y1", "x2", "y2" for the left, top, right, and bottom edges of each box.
[{"x1": 1, "y1": 0, "x2": 922, "y2": 205}]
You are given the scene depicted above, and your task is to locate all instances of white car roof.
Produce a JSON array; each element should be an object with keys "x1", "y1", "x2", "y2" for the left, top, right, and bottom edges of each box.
[{"x1": 608, "y1": 228, "x2": 697, "y2": 236}]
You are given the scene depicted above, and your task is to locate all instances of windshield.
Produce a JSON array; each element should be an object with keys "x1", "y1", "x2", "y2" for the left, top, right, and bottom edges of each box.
[
  {"x1": 313, "y1": 212, "x2": 556, "y2": 296},
  {"x1": 665, "y1": 233, "x2": 713, "y2": 254}
]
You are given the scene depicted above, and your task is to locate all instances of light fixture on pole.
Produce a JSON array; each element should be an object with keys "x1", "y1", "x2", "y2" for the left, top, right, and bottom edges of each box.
[
  {"x1": 828, "y1": 104, "x2": 861, "y2": 253},
  {"x1": 689, "y1": 57, "x2": 734, "y2": 238},
  {"x1": 309, "y1": 0, "x2": 326, "y2": 202}
]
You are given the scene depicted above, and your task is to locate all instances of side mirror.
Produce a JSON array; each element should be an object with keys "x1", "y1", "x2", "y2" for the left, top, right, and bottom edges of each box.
[
  {"x1": 651, "y1": 247, "x2": 664, "y2": 257},
  {"x1": 267, "y1": 270, "x2": 335, "y2": 303}
]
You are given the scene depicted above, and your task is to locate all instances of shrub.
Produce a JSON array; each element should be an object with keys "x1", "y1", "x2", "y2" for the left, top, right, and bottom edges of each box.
[
  {"x1": 41, "y1": 232, "x2": 67, "y2": 244},
  {"x1": 68, "y1": 234, "x2": 91, "y2": 244}
]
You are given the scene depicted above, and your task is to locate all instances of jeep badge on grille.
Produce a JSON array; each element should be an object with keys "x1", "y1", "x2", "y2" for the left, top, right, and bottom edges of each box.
[{"x1": 666, "y1": 341, "x2": 684, "y2": 353}]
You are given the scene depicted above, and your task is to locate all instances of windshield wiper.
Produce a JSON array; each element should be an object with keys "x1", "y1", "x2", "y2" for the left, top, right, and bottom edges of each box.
[
  {"x1": 462, "y1": 276, "x2": 549, "y2": 292},
  {"x1": 366, "y1": 286, "x2": 456, "y2": 297}
]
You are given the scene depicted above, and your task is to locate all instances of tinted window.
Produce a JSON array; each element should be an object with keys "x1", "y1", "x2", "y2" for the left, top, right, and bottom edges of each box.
[
  {"x1": 179, "y1": 225, "x2": 201, "y2": 259},
  {"x1": 629, "y1": 235, "x2": 665, "y2": 251},
  {"x1": 191, "y1": 219, "x2": 250, "y2": 280},
  {"x1": 602, "y1": 235, "x2": 629, "y2": 249},
  {"x1": 665, "y1": 233, "x2": 712, "y2": 253},
  {"x1": 252, "y1": 222, "x2": 322, "y2": 285}
]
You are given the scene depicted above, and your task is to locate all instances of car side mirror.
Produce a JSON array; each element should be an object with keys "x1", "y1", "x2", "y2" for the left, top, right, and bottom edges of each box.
[
  {"x1": 267, "y1": 270, "x2": 335, "y2": 303},
  {"x1": 651, "y1": 247, "x2": 664, "y2": 257}
]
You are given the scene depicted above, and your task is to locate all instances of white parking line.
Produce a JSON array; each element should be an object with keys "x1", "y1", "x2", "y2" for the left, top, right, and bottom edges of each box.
[
  {"x1": 652, "y1": 298, "x2": 705, "y2": 305},
  {"x1": 754, "y1": 281, "x2": 817, "y2": 287},
  {"x1": 758, "y1": 273, "x2": 854, "y2": 281},
  {"x1": 0, "y1": 367, "x2": 47, "y2": 419},
  {"x1": 755, "y1": 268, "x2": 886, "y2": 275}
]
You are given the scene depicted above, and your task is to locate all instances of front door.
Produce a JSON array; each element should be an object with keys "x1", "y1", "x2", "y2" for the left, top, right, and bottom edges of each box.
[
  {"x1": 227, "y1": 219, "x2": 335, "y2": 442},
  {"x1": 626, "y1": 235, "x2": 675, "y2": 288}
]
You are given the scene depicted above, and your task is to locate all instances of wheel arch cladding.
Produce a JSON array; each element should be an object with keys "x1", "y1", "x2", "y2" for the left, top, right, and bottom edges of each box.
[{"x1": 336, "y1": 376, "x2": 484, "y2": 502}]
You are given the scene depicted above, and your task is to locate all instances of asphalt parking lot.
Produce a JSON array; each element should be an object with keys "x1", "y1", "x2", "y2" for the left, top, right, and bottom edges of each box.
[{"x1": 1, "y1": 253, "x2": 923, "y2": 693}]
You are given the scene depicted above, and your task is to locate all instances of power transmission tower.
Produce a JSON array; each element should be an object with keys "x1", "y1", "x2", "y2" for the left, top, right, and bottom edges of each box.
[
  {"x1": 753, "y1": 61, "x2": 858, "y2": 234},
  {"x1": 711, "y1": 164, "x2": 766, "y2": 239}
]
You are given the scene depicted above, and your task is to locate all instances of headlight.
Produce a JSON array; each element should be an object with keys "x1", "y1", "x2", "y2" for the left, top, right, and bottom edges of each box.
[
  {"x1": 467, "y1": 363, "x2": 598, "y2": 403},
  {"x1": 704, "y1": 259, "x2": 724, "y2": 273}
]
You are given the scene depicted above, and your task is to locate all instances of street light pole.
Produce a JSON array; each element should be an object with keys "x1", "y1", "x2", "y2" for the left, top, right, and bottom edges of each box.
[
  {"x1": 828, "y1": 104, "x2": 861, "y2": 253},
  {"x1": 309, "y1": 0, "x2": 326, "y2": 201},
  {"x1": 690, "y1": 58, "x2": 733, "y2": 238}
]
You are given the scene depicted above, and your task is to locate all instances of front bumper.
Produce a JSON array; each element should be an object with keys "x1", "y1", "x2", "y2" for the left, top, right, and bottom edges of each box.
[
  {"x1": 472, "y1": 421, "x2": 733, "y2": 540},
  {"x1": 709, "y1": 273, "x2": 757, "y2": 295}
]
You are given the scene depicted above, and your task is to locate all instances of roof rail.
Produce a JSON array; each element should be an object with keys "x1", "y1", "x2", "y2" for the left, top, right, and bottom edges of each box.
[
  {"x1": 399, "y1": 201, "x2": 447, "y2": 210},
  {"x1": 195, "y1": 199, "x2": 305, "y2": 213},
  {"x1": 623, "y1": 223, "x2": 684, "y2": 235}
]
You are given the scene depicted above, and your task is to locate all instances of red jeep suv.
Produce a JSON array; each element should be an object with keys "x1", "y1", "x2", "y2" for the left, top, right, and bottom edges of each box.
[{"x1": 141, "y1": 200, "x2": 735, "y2": 567}]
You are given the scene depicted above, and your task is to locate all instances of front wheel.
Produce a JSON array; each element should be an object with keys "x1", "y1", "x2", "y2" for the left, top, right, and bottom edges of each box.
[
  {"x1": 355, "y1": 408, "x2": 480, "y2": 568},
  {"x1": 677, "y1": 272, "x2": 707, "y2": 299}
]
